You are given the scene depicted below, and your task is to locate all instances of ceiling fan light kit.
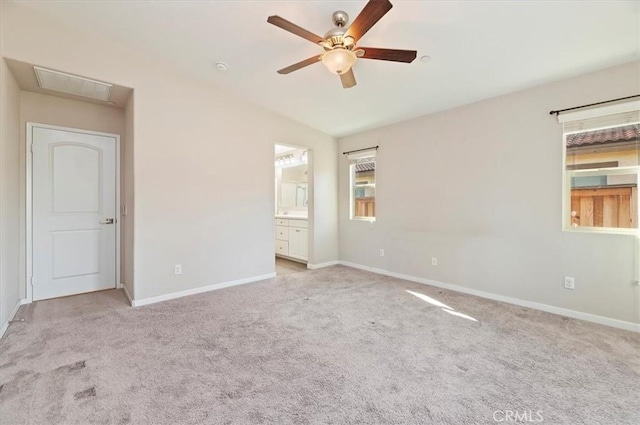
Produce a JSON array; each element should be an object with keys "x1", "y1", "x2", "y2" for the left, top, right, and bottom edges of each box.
[
  {"x1": 267, "y1": 0, "x2": 417, "y2": 89},
  {"x1": 322, "y1": 48, "x2": 357, "y2": 75}
]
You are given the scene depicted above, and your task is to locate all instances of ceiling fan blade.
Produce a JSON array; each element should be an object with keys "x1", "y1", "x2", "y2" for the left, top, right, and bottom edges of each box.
[
  {"x1": 345, "y1": 0, "x2": 393, "y2": 42},
  {"x1": 267, "y1": 15, "x2": 324, "y2": 44},
  {"x1": 359, "y1": 47, "x2": 417, "y2": 63},
  {"x1": 340, "y1": 68, "x2": 357, "y2": 89},
  {"x1": 277, "y1": 55, "x2": 322, "y2": 75}
]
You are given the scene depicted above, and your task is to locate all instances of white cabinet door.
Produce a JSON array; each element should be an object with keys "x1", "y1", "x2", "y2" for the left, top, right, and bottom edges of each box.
[
  {"x1": 275, "y1": 240, "x2": 289, "y2": 256},
  {"x1": 32, "y1": 126, "x2": 117, "y2": 301},
  {"x1": 289, "y1": 228, "x2": 308, "y2": 261}
]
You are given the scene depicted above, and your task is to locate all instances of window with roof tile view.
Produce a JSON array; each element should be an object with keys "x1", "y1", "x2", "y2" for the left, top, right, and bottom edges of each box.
[{"x1": 564, "y1": 114, "x2": 639, "y2": 231}]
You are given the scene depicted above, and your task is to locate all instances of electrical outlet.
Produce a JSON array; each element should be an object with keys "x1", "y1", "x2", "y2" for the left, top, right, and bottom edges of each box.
[
  {"x1": 174, "y1": 265, "x2": 182, "y2": 275},
  {"x1": 431, "y1": 257, "x2": 438, "y2": 266},
  {"x1": 380, "y1": 249, "x2": 385, "y2": 257},
  {"x1": 564, "y1": 276, "x2": 575, "y2": 290}
]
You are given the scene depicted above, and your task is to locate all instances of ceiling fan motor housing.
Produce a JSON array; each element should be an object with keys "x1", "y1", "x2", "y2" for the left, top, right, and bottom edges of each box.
[
  {"x1": 324, "y1": 29, "x2": 350, "y2": 48},
  {"x1": 332, "y1": 11, "x2": 349, "y2": 27},
  {"x1": 323, "y1": 11, "x2": 355, "y2": 49}
]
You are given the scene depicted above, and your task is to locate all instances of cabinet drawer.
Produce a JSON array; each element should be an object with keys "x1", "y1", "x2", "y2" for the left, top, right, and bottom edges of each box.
[
  {"x1": 275, "y1": 218, "x2": 288, "y2": 226},
  {"x1": 275, "y1": 240, "x2": 289, "y2": 255},
  {"x1": 275, "y1": 226, "x2": 289, "y2": 241},
  {"x1": 288, "y1": 219, "x2": 308, "y2": 229}
]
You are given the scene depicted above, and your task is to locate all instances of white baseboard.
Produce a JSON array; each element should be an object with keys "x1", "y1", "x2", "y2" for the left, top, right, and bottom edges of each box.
[
  {"x1": 131, "y1": 272, "x2": 276, "y2": 307},
  {"x1": 339, "y1": 261, "x2": 640, "y2": 333},
  {"x1": 1, "y1": 298, "x2": 28, "y2": 339},
  {"x1": 122, "y1": 283, "x2": 133, "y2": 306},
  {"x1": 307, "y1": 260, "x2": 340, "y2": 270}
]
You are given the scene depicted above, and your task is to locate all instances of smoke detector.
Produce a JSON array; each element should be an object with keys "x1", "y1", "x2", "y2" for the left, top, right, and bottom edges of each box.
[{"x1": 215, "y1": 62, "x2": 229, "y2": 72}]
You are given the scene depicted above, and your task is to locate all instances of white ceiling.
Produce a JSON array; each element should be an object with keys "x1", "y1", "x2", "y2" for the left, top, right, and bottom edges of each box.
[{"x1": 15, "y1": 0, "x2": 640, "y2": 137}]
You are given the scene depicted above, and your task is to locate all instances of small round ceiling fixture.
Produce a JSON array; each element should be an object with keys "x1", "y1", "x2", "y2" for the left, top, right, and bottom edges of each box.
[
  {"x1": 420, "y1": 55, "x2": 431, "y2": 63},
  {"x1": 215, "y1": 62, "x2": 229, "y2": 72}
]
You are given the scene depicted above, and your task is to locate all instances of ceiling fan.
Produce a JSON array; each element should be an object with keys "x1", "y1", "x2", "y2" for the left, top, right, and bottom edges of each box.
[{"x1": 267, "y1": 0, "x2": 417, "y2": 89}]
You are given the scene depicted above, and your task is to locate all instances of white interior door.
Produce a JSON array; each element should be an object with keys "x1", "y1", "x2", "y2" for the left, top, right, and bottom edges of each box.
[{"x1": 32, "y1": 126, "x2": 117, "y2": 301}]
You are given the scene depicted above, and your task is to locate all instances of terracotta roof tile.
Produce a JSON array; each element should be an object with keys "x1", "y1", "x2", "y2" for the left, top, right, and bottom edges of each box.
[
  {"x1": 355, "y1": 162, "x2": 375, "y2": 172},
  {"x1": 566, "y1": 124, "x2": 638, "y2": 147}
]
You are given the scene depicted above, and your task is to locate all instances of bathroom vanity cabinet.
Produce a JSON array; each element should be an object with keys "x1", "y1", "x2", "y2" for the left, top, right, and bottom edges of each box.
[{"x1": 275, "y1": 218, "x2": 308, "y2": 262}]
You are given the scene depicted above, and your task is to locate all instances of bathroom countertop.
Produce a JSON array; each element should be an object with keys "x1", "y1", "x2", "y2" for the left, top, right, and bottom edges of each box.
[{"x1": 275, "y1": 215, "x2": 308, "y2": 220}]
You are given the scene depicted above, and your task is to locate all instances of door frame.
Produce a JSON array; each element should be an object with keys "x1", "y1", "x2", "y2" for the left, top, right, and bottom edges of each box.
[
  {"x1": 273, "y1": 143, "x2": 314, "y2": 265},
  {"x1": 26, "y1": 122, "x2": 121, "y2": 303}
]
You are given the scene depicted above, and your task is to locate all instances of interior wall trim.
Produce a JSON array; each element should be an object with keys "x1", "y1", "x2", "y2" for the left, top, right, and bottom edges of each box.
[
  {"x1": 307, "y1": 261, "x2": 340, "y2": 270},
  {"x1": 0, "y1": 298, "x2": 28, "y2": 339},
  {"x1": 130, "y1": 273, "x2": 276, "y2": 307},
  {"x1": 338, "y1": 261, "x2": 640, "y2": 333}
]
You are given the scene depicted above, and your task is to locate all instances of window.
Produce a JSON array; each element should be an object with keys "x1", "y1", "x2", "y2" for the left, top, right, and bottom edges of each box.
[
  {"x1": 348, "y1": 149, "x2": 377, "y2": 220},
  {"x1": 560, "y1": 102, "x2": 639, "y2": 233}
]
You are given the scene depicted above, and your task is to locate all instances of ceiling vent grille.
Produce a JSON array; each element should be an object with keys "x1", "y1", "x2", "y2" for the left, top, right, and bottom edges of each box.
[{"x1": 34, "y1": 66, "x2": 112, "y2": 101}]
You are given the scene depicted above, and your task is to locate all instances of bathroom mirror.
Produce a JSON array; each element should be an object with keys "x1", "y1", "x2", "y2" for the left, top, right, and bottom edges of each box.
[{"x1": 279, "y1": 164, "x2": 308, "y2": 210}]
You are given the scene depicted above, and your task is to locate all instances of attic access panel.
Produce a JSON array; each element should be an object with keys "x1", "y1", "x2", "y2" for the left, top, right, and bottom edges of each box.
[{"x1": 34, "y1": 66, "x2": 112, "y2": 101}]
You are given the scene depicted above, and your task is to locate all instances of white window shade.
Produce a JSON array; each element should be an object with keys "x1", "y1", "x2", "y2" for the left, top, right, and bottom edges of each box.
[
  {"x1": 557, "y1": 100, "x2": 640, "y2": 124},
  {"x1": 563, "y1": 110, "x2": 639, "y2": 134},
  {"x1": 347, "y1": 149, "x2": 377, "y2": 163}
]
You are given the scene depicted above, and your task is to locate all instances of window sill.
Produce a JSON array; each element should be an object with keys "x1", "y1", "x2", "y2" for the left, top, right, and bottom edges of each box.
[
  {"x1": 563, "y1": 226, "x2": 639, "y2": 236},
  {"x1": 351, "y1": 217, "x2": 376, "y2": 222}
]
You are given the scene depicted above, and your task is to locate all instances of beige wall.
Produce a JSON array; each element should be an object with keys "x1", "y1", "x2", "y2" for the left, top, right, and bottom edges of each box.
[
  {"x1": 20, "y1": 91, "x2": 125, "y2": 135},
  {"x1": 339, "y1": 61, "x2": 640, "y2": 325},
  {"x1": 1, "y1": 2, "x2": 338, "y2": 301},
  {"x1": 0, "y1": 59, "x2": 22, "y2": 329}
]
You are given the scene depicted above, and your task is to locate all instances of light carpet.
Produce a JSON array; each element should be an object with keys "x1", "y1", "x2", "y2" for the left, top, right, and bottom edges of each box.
[{"x1": 1, "y1": 266, "x2": 638, "y2": 424}]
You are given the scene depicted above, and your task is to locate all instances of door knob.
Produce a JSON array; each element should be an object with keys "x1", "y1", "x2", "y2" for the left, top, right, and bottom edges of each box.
[{"x1": 100, "y1": 218, "x2": 114, "y2": 224}]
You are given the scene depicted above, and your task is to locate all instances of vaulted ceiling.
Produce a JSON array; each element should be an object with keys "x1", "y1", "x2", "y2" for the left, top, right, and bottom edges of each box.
[{"x1": 14, "y1": 0, "x2": 640, "y2": 136}]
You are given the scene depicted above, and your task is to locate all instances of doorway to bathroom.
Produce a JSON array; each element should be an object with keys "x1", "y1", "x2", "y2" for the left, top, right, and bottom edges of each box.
[{"x1": 274, "y1": 144, "x2": 311, "y2": 275}]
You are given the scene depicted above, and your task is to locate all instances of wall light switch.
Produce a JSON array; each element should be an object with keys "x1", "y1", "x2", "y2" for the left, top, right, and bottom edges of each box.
[
  {"x1": 174, "y1": 265, "x2": 182, "y2": 275},
  {"x1": 380, "y1": 249, "x2": 385, "y2": 257},
  {"x1": 431, "y1": 257, "x2": 438, "y2": 266}
]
